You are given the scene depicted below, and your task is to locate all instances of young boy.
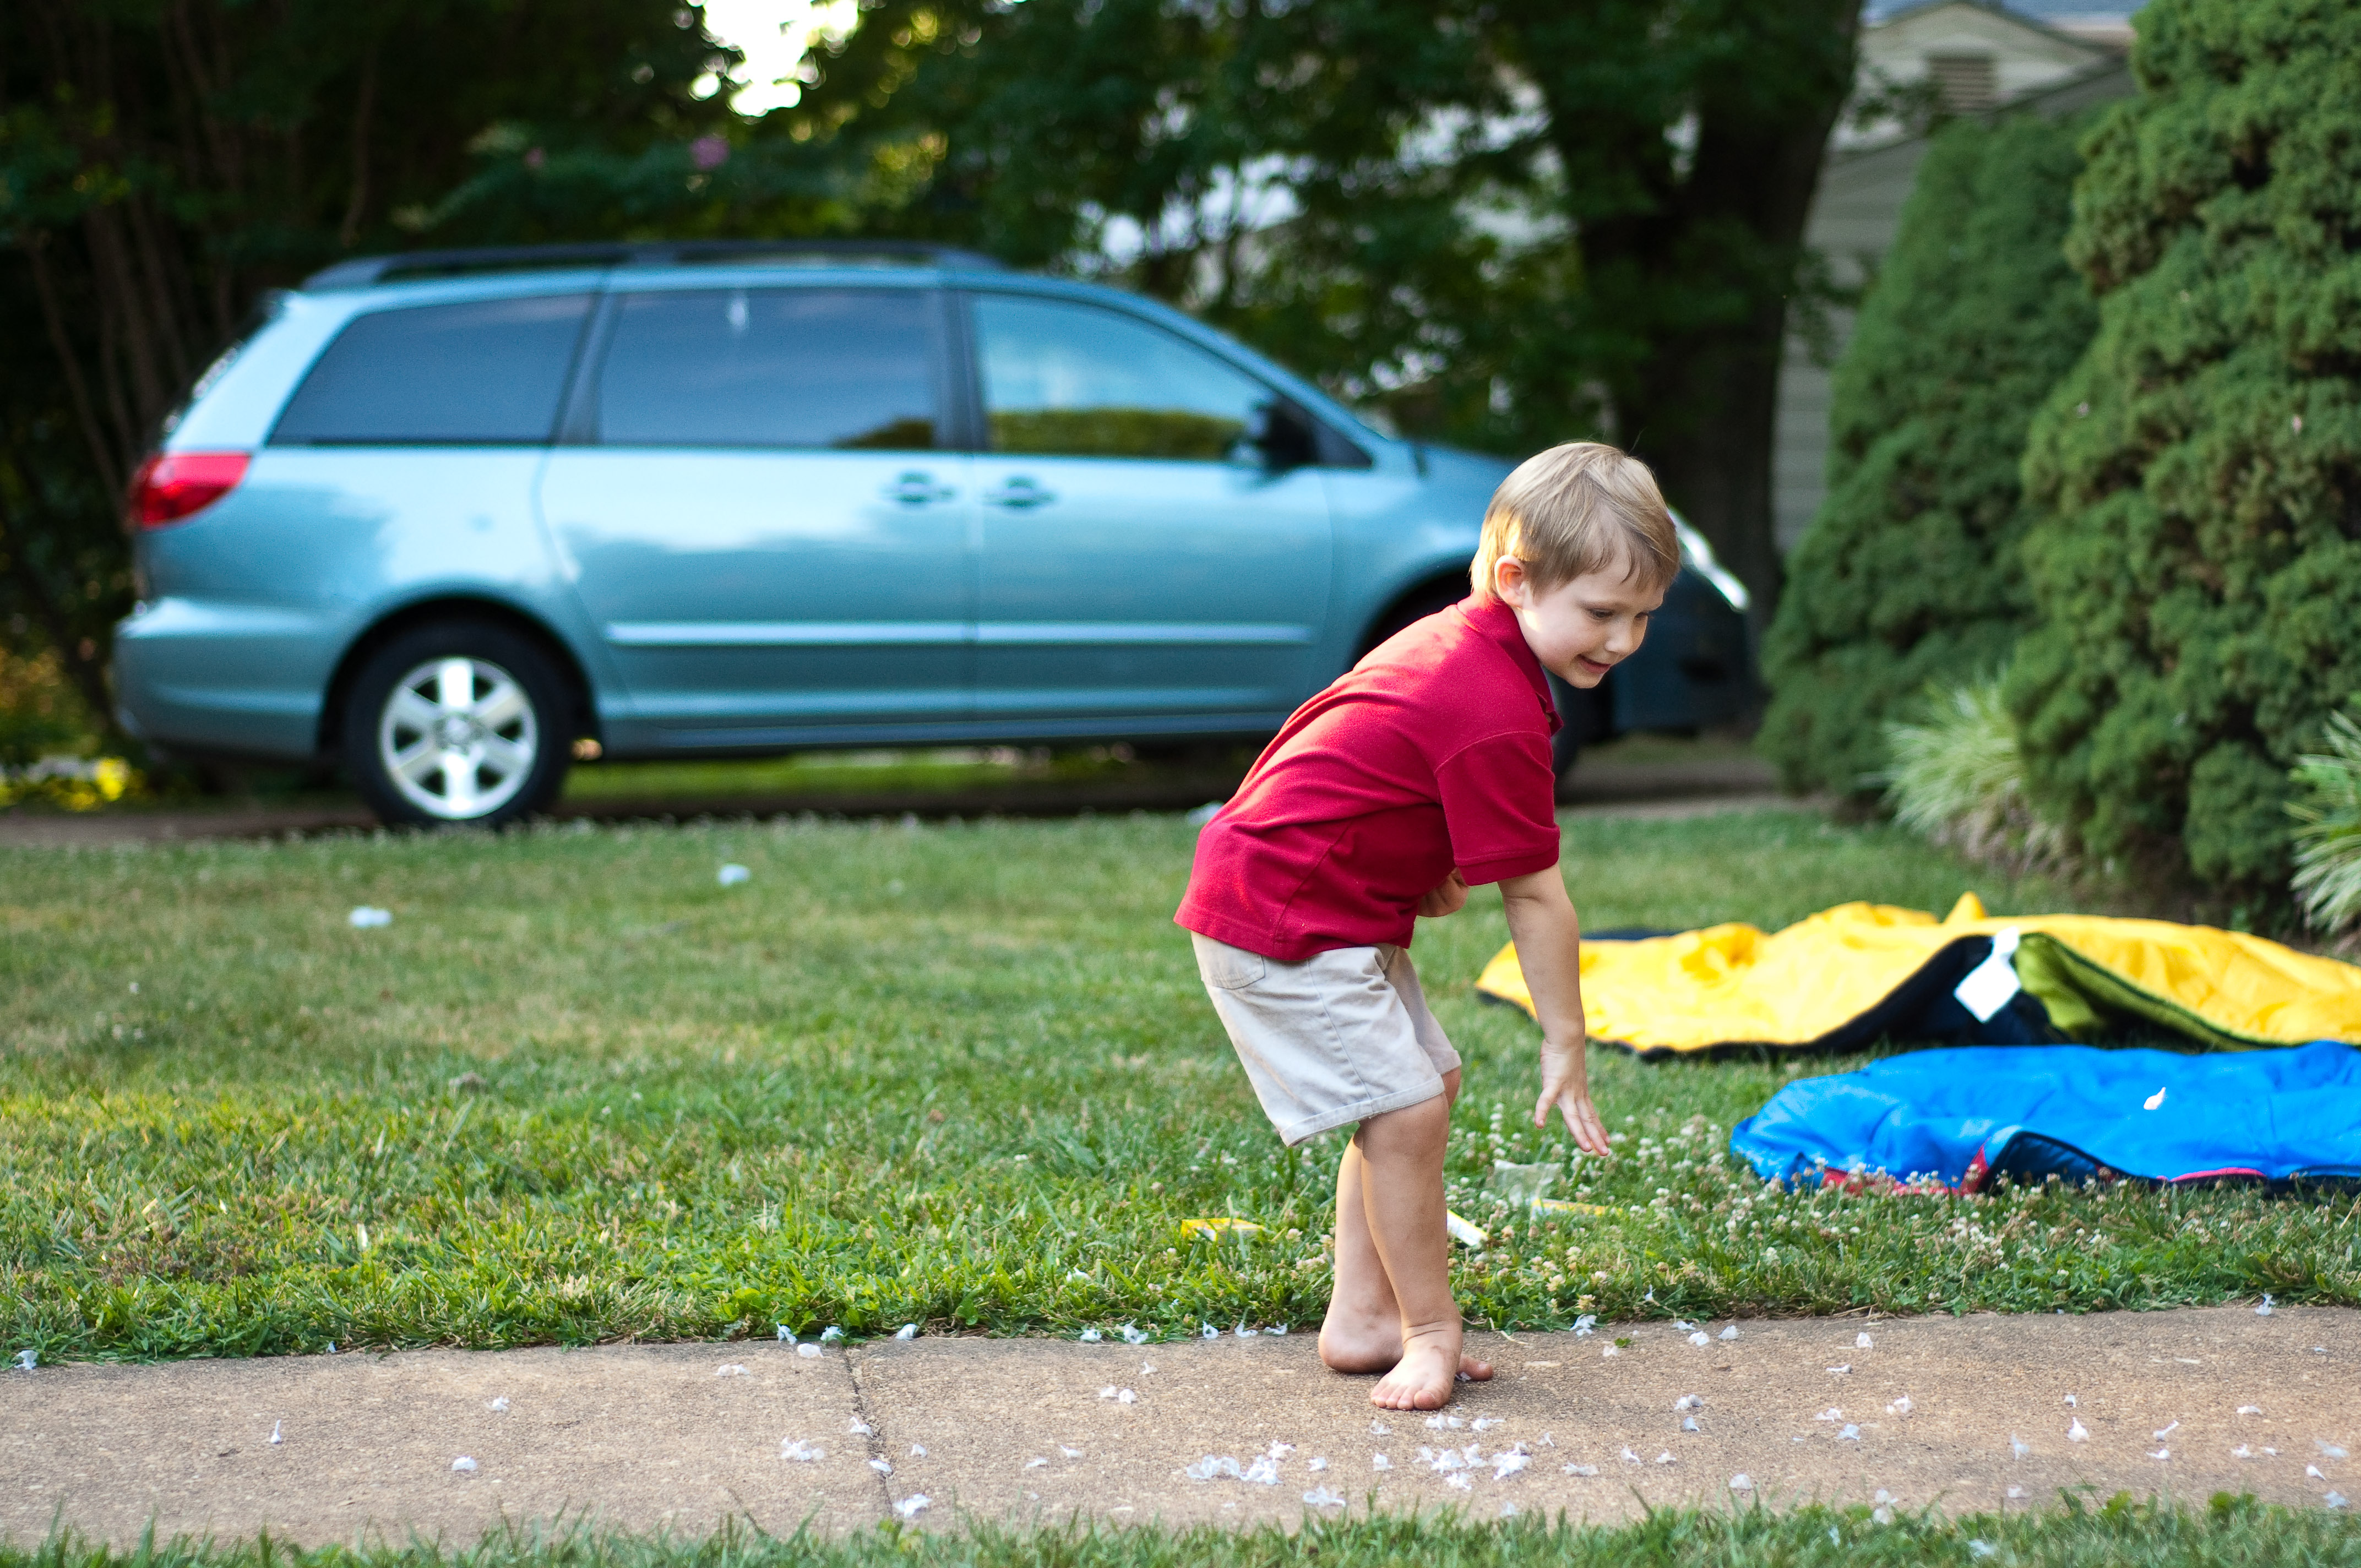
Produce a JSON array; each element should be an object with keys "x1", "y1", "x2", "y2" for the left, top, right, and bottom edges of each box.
[{"x1": 1175, "y1": 441, "x2": 1680, "y2": 1411}]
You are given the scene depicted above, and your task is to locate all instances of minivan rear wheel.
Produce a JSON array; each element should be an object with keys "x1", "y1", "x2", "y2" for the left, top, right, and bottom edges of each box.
[{"x1": 344, "y1": 623, "x2": 571, "y2": 827}]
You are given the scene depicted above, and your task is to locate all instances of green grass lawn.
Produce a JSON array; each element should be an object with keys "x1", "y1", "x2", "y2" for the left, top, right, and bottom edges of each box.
[
  {"x1": 9, "y1": 1495, "x2": 2358, "y2": 1568},
  {"x1": 3, "y1": 807, "x2": 2355, "y2": 1364}
]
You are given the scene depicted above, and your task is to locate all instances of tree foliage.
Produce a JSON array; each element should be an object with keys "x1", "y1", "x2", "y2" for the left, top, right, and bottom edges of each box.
[
  {"x1": 0, "y1": 0, "x2": 753, "y2": 729},
  {"x1": 2005, "y1": 0, "x2": 2361, "y2": 897},
  {"x1": 1758, "y1": 112, "x2": 2096, "y2": 794}
]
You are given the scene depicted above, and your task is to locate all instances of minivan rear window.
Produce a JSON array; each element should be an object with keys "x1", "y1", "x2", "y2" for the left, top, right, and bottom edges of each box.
[
  {"x1": 594, "y1": 288, "x2": 937, "y2": 450},
  {"x1": 270, "y1": 293, "x2": 593, "y2": 445}
]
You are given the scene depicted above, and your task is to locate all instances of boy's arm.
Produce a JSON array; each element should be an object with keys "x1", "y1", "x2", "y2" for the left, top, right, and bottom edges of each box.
[{"x1": 1498, "y1": 867, "x2": 1611, "y2": 1157}]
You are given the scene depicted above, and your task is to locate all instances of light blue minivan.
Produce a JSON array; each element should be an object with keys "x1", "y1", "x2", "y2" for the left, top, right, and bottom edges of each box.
[{"x1": 116, "y1": 240, "x2": 1752, "y2": 826}]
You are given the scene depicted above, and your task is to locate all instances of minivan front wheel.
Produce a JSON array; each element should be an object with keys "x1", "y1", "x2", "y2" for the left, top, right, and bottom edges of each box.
[{"x1": 344, "y1": 623, "x2": 572, "y2": 827}]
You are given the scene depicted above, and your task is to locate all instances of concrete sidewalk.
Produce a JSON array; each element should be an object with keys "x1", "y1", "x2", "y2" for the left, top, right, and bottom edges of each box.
[{"x1": 6, "y1": 1305, "x2": 2353, "y2": 1546}]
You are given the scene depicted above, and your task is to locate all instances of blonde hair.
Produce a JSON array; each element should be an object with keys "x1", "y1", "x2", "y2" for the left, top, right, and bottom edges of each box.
[{"x1": 1469, "y1": 442, "x2": 1679, "y2": 603}]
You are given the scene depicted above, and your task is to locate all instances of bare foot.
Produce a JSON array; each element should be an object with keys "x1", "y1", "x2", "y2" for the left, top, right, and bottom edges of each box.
[{"x1": 1370, "y1": 1329, "x2": 1478, "y2": 1410}]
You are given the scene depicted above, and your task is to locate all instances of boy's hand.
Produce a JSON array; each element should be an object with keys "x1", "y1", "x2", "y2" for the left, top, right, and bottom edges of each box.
[
  {"x1": 1416, "y1": 869, "x2": 1470, "y2": 918},
  {"x1": 1535, "y1": 1035, "x2": 1612, "y2": 1157}
]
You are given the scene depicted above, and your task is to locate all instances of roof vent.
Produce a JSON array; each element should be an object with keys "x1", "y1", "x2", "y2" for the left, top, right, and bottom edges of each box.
[{"x1": 1926, "y1": 52, "x2": 1999, "y2": 112}]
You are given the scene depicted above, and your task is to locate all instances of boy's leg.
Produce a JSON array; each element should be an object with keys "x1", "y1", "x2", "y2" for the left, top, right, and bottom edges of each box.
[
  {"x1": 1319, "y1": 1066, "x2": 1471, "y2": 1375},
  {"x1": 1354, "y1": 1092, "x2": 1489, "y2": 1409},
  {"x1": 1316, "y1": 1135, "x2": 1401, "y2": 1371}
]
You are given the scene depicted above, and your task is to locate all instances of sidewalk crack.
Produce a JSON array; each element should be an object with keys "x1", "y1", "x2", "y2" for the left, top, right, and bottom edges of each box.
[{"x1": 846, "y1": 1348, "x2": 895, "y2": 1518}]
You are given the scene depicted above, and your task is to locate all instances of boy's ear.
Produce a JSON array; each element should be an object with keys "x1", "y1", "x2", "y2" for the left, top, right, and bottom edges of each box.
[{"x1": 1492, "y1": 555, "x2": 1530, "y2": 607}]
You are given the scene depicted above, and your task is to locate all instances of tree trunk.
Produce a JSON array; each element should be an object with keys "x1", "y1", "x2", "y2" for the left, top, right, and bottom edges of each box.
[{"x1": 1595, "y1": 0, "x2": 1861, "y2": 643}]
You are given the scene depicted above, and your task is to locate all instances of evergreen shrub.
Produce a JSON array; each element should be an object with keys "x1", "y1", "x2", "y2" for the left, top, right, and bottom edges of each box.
[
  {"x1": 2006, "y1": 0, "x2": 2361, "y2": 896},
  {"x1": 1759, "y1": 112, "x2": 2095, "y2": 795}
]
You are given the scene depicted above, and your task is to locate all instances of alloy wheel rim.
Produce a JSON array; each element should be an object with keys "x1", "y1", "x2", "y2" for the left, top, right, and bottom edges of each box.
[{"x1": 377, "y1": 656, "x2": 538, "y2": 820}]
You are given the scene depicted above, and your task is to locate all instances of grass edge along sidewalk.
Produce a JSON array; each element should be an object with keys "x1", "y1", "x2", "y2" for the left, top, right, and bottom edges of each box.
[{"x1": 7, "y1": 1498, "x2": 2360, "y2": 1568}]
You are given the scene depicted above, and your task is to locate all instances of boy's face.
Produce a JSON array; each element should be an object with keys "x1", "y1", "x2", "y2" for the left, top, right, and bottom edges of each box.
[{"x1": 1492, "y1": 555, "x2": 1663, "y2": 689}]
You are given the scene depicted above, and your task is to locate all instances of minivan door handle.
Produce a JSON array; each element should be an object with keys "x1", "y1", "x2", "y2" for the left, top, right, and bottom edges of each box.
[
  {"x1": 885, "y1": 471, "x2": 954, "y2": 505},
  {"x1": 982, "y1": 477, "x2": 1057, "y2": 509}
]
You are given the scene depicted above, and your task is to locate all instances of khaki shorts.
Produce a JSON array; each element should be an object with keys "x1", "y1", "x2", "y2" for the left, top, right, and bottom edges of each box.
[{"x1": 1190, "y1": 933, "x2": 1462, "y2": 1146}]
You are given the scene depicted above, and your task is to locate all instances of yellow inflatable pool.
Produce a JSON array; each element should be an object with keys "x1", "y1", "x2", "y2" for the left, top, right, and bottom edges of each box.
[{"x1": 1475, "y1": 894, "x2": 2361, "y2": 1057}]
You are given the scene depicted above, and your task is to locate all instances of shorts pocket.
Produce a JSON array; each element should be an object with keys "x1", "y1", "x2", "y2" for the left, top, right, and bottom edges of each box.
[{"x1": 1196, "y1": 940, "x2": 1269, "y2": 992}]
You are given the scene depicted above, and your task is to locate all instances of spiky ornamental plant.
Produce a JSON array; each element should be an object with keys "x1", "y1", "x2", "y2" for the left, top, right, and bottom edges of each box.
[
  {"x1": 2289, "y1": 703, "x2": 2361, "y2": 936},
  {"x1": 1759, "y1": 112, "x2": 2095, "y2": 797},
  {"x1": 2005, "y1": 0, "x2": 2361, "y2": 902},
  {"x1": 1883, "y1": 676, "x2": 2068, "y2": 875}
]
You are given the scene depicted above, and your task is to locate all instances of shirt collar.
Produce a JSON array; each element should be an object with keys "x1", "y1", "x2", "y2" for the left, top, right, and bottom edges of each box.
[{"x1": 1456, "y1": 595, "x2": 1562, "y2": 736}]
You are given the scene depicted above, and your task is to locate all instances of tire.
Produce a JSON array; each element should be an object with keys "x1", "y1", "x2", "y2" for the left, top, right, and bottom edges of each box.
[{"x1": 342, "y1": 622, "x2": 573, "y2": 828}]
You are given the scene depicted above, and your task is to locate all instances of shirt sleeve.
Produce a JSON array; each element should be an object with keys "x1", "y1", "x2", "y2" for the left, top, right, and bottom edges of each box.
[{"x1": 1434, "y1": 729, "x2": 1561, "y2": 885}]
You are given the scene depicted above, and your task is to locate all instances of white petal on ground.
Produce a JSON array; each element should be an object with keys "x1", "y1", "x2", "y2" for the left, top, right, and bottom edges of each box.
[
  {"x1": 1099, "y1": 1386, "x2": 1118, "y2": 1399},
  {"x1": 489, "y1": 1397, "x2": 509, "y2": 1412},
  {"x1": 893, "y1": 1494, "x2": 931, "y2": 1520},
  {"x1": 1682, "y1": 1417, "x2": 1700, "y2": 1433},
  {"x1": 1079, "y1": 1329, "x2": 1101, "y2": 1343},
  {"x1": 1816, "y1": 1408, "x2": 1843, "y2": 1422},
  {"x1": 1840, "y1": 1425, "x2": 1861, "y2": 1441},
  {"x1": 1372, "y1": 1455, "x2": 1392, "y2": 1471},
  {"x1": 1621, "y1": 1447, "x2": 1642, "y2": 1465},
  {"x1": 1121, "y1": 1324, "x2": 1150, "y2": 1345},
  {"x1": 1492, "y1": 1451, "x2": 1531, "y2": 1479},
  {"x1": 797, "y1": 1344, "x2": 822, "y2": 1359},
  {"x1": 1857, "y1": 1333, "x2": 1874, "y2": 1349},
  {"x1": 1720, "y1": 1325, "x2": 1740, "y2": 1341},
  {"x1": 777, "y1": 1326, "x2": 795, "y2": 1342},
  {"x1": 2320, "y1": 1441, "x2": 2351, "y2": 1460},
  {"x1": 2012, "y1": 1436, "x2": 2031, "y2": 1460},
  {"x1": 2311, "y1": 1465, "x2": 2328, "y2": 1480},
  {"x1": 895, "y1": 1324, "x2": 918, "y2": 1340},
  {"x1": 1564, "y1": 1463, "x2": 1599, "y2": 1477},
  {"x1": 2144, "y1": 1087, "x2": 2166, "y2": 1110},
  {"x1": 1688, "y1": 1332, "x2": 1711, "y2": 1347},
  {"x1": 1118, "y1": 1389, "x2": 1137, "y2": 1403},
  {"x1": 1827, "y1": 1364, "x2": 1852, "y2": 1375},
  {"x1": 1369, "y1": 1420, "x2": 1391, "y2": 1436},
  {"x1": 1308, "y1": 1457, "x2": 1328, "y2": 1471},
  {"x1": 2154, "y1": 1422, "x2": 2179, "y2": 1440},
  {"x1": 2069, "y1": 1419, "x2": 2090, "y2": 1443},
  {"x1": 1060, "y1": 1446, "x2": 1082, "y2": 1459},
  {"x1": 1674, "y1": 1395, "x2": 1703, "y2": 1411},
  {"x1": 715, "y1": 1364, "x2": 748, "y2": 1378},
  {"x1": 1729, "y1": 1474, "x2": 1754, "y2": 1491},
  {"x1": 820, "y1": 1326, "x2": 845, "y2": 1343},
  {"x1": 451, "y1": 1457, "x2": 477, "y2": 1473},
  {"x1": 1243, "y1": 1455, "x2": 1280, "y2": 1485},
  {"x1": 2007, "y1": 1486, "x2": 2027, "y2": 1500},
  {"x1": 1267, "y1": 1441, "x2": 1295, "y2": 1458},
  {"x1": 1472, "y1": 1416, "x2": 1505, "y2": 1431},
  {"x1": 716, "y1": 864, "x2": 751, "y2": 886},
  {"x1": 1655, "y1": 1451, "x2": 1677, "y2": 1464},
  {"x1": 1303, "y1": 1485, "x2": 1347, "y2": 1509},
  {"x1": 910, "y1": 1444, "x2": 926, "y2": 1457},
  {"x1": 780, "y1": 1440, "x2": 824, "y2": 1462},
  {"x1": 2065, "y1": 1393, "x2": 2077, "y2": 1407},
  {"x1": 1444, "y1": 1473, "x2": 1472, "y2": 1491},
  {"x1": 848, "y1": 1418, "x2": 874, "y2": 1436},
  {"x1": 2233, "y1": 1445, "x2": 2255, "y2": 1458},
  {"x1": 1602, "y1": 1345, "x2": 1620, "y2": 1358},
  {"x1": 2257, "y1": 1295, "x2": 2276, "y2": 1316},
  {"x1": 2238, "y1": 1405, "x2": 2264, "y2": 1416},
  {"x1": 2151, "y1": 1449, "x2": 2170, "y2": 1461},
  {"x1": 870, "y1": 1458, "x2": 894, "y2": 1475},
  {"x1": 347, "y1": 907, "x2": 393, "y2": 928},
  {"x1": 2326, "y1": 1493, "x2": 2348, "y2": 1510},
  {"x1": 1888, "y1": 1396, "x2": 1914, "y2": 1415},
  {"x1": 268, "y1": 1422, "x2": 282, "y2": 1445},
  {"x1": 1025, "y1": 1457, "x2": 1047, "y2": 1469}
]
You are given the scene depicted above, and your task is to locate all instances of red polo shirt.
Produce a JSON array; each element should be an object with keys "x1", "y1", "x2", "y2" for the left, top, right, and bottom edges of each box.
[{"x1": 1176, "y1": 596, "x2": 1563, "y2": 960}]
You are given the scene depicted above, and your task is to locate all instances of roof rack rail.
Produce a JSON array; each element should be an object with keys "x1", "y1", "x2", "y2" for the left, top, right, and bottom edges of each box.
[{"x1": 301, "y1": 239, "x2": 1005, "y2": 292}]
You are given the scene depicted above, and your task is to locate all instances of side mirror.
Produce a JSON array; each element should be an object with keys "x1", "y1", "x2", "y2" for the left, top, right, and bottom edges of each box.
[{"x1": 1238, "y1": 401, "x2": 1317, "y2": 471}]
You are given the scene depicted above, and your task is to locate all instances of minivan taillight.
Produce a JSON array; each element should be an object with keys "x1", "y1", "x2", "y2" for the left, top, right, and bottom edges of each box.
[{"x1": 128, "y1": 451, "x2": 250, "y2": 529}]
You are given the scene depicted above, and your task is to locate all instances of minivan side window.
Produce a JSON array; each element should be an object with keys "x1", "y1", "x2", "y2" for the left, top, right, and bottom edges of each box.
[
  {"x1": 972, "y1": 295, "x2": 1274, "y2": 461},
  {"x1": 271, "y1": 293, "x2": 593, "y2": 445},
  {"x1": 595, "y1": 287, "x2": 938, "y2": 450}
]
